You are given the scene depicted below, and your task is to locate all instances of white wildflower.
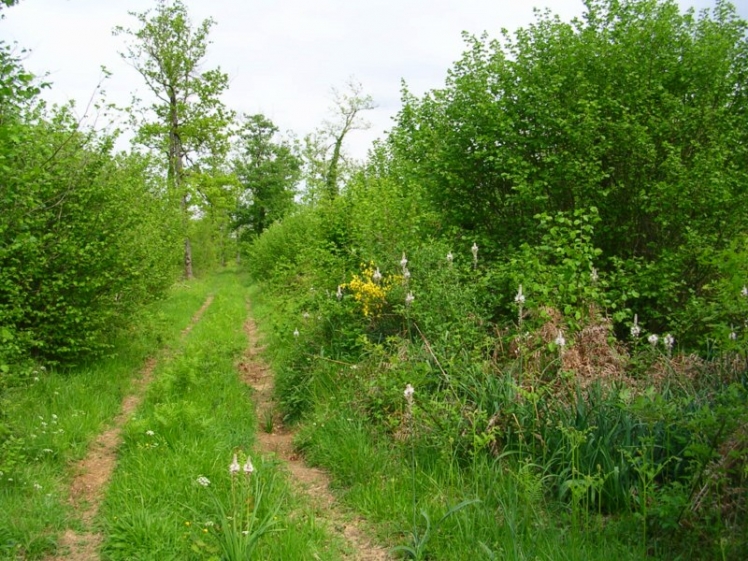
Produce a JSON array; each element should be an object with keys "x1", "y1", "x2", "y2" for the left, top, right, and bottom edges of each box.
[
  {"x1": 229, "y1": 454, "x2": 240, "y2": 476},
  {"x1": 196, "y1": 476, "x2": 211, "y2": 487},
  {"x1": 33, "y1": 483, "x2": 42, "y2": 491},
  {"x1": 471, "y1": 243, "x2": 479, "y2": 264},
  {"x1": 293, "y1": 328, "x2": 299, "y2": 338},
  {"x1": 336, "y1": 285, "x2": 343, "y2": 301},
  {"x1": 146, "y1": 430, "x2": 155, "y2": 437},
  {"x1": 243, "y1": 456, "x2": 254, "y2": 476},
  {"x1": 446, "y1": 252, "x2": 454, "y2": 265},
  {"x1": 302, "y1": 312, "x2": 310, "y2": 320},
  {"x1": 372, "y1": 267, "x2": 383, "y2": 283},
  {"x1": 400, "y1": 253, "x2": 408, "y2": 270},
  {"x1": 590, "y1": 267, "x2": 599, "y2": 283},
  {"x1": 555, "y1": 331, "x2": 566, "y2": 348},
  {"x1": 514, "y1": 285, "x2": 525, "y2": 305},
  {"x1": 403, "y1": 268, "x2": 411, "y2": 282},
  {"x1": 742, "y1": 285, "x2": 748, "y2": 297},
  {"x1": 631, "y1": 314, "x2": 641, "y2": 338},
  {"x1": 648, "y1": 334, "x2": 659, "y2": 347},
  {"x1": 404, "y1": 383, "x2": 414, "y2": 404},
  {"x1": 663, "y1": 333, "x2": 674, "y2": 351},
  {"x1": 730, "y1": 330, "x2": 738, "y2": 341},
  {"x1": 405, "y1": 292, "x2": 415, "y2": 306}
]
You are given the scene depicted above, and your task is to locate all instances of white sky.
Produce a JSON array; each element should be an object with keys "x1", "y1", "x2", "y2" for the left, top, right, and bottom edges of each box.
[{"x1": 2, "y1": 0, "x2": 745, "y2": 160}]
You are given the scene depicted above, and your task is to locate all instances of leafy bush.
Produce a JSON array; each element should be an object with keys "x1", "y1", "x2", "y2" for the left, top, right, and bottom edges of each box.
[{"x1": 0, "y1": 52, "x2": 179, "y2": 366}]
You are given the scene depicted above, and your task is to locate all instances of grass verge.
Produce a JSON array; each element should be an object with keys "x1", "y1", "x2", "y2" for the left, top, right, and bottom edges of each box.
[{"x1": 250, "y1": 284, "x2": 648, "y2": 561}]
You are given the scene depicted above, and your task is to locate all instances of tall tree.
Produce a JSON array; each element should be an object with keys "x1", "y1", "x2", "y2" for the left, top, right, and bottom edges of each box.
[
  {"x1": 114, "y1": 0, "x2": 232, "y2": 279},
  {"x1": 302, "y1": 78, "x2": 375, "y2": 201},
  {"x1": 233, "y1": 114, "x2": 301, "y2": 238}
]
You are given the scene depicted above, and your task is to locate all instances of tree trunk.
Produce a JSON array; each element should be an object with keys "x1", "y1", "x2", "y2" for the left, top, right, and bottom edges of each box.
[
  {"x1": 325, "y1": 134, "x2": 344, "y2": 200},
  {"x1": 184, "y1": 236, "x2": 193, "y2": 280}
]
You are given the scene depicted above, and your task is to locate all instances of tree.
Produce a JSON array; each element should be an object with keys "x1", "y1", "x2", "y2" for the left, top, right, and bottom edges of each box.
[
  {"x1": 233, "y1": 114, "x2": 301, "y2": 238},
  {"x1": 301, "y1": 78, "x2": 375, "y2": 202},
  {"x1": 114, "y1": 0, "x2": 233, "y2": 279}
]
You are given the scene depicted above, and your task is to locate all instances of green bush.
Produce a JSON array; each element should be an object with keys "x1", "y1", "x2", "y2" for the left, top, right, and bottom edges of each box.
[{"x1": 0, "y1": 53, "x2": 179, "y2": 366}]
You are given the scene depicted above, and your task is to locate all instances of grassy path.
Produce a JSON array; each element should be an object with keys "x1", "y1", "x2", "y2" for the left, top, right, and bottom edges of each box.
[
  {"x1": 51, "y1": 295, "x2": 215, "y2": 560},
  {"x1": 1, "y1": 276, "x2": 214, "y2": 559},
  {"x1": 2, "y1": 270, "x2": 390, "y2": 560},
  {"x1": 240, "y1": 309, "x2": 389, "y2": 560}
]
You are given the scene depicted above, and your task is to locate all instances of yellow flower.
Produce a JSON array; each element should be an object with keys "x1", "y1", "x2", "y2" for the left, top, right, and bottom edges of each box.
[{"x1": 342, "y1": 262, "x2": 395, "y2": 318}]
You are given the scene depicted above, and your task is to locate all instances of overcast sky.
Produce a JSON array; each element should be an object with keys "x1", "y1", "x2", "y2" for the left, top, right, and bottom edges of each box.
[{"x1": 3, "y1": 0, "x2": 745, "y2": 160}]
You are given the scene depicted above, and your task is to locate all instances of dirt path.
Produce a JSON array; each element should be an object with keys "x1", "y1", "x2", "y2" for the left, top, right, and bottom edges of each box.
[
  {"x1": 239, "y1": 306, "x2": 390, "y2": 561},
  {"x1": 50, "y1": 295, "x2": 215, "y2": 561}
]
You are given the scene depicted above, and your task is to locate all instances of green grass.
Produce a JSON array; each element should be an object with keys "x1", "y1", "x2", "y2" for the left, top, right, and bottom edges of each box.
[
  {"x1": 0, "y1": 277, "x2": 213, "y2": 559},
  {"x1": 99, "y1": 269, "x2": 346, "y2": 560}
]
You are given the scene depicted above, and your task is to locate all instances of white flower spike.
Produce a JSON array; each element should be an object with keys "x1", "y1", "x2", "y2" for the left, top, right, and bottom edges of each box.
[
  {"x1": 663, "y1": 333, "x2": 674, "y2": 351},
  {"x1": 555, "y1": 331, "x2": 566, "y2": 348},
  {"x1": 471, "y1": 243, "x2": 479, "y2": 264},
  {"x1": 229, "y1": 454, "x2": 240, "y2": 476},
  {"x1": 400, "y1": 253, "x2": 408, "y2": 270},
  {"x1": 648, "y1": 334, "x2": 659, "y2": 347},
  {"x1": 404, "y1": 383, "x2": 414, "y2": 403},
  {"x1": 405, "y1": 292, "x2": 415, "y2": 306},
  {"x1": 243, "y1": 456, "x2": 254, "y2": 476},
  {"x1": 631, "y1": 314, "x2": 641, "y2": 338},
  {"x1": 515, "y1": 285, "x2": 525, "y2": 305},
  {"x1": 372, "y1": 267, "x2": 383, "y2": 283},
  {"x1": 446, "y1": 252, "x2": 454, "y2": 265},
  {"x1": 336, "y1": 285, "x2": 343, "y2": 301}
]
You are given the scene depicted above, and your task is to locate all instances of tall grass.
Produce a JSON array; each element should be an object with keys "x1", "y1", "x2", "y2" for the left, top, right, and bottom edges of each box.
[{"x1": 249, "y1": 251, "x2": 748, "y2": 561}]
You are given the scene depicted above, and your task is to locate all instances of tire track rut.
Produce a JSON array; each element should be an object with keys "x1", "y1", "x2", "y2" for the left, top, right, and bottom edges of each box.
[
  {"x1": 239, "y1": 305, "x2": 389, "y2": 561},
  {"x1": 49, "y1": 295, "x2": 215, "y2": 561}
]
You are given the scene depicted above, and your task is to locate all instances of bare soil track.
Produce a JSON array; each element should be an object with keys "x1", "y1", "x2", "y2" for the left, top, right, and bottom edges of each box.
[
  {"x1": 49, "y1": 295, "x2": 215, "y2": 561},
  {"x1": 239, "y1": 304, "x2": 389, "y2": 561}
]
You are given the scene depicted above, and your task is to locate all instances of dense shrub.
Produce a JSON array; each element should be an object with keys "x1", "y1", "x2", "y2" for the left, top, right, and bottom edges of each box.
[
  {"x1": 389, "y1": 0, "x2": 748, "y2": 340},
  {"x1": 0, "y1": 51, "x2": 179, "y2": 366}
]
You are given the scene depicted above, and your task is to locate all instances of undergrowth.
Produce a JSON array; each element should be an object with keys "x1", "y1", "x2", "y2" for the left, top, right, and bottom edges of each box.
[{"x1": 248, "y1": 236, "x2": 748, "y2": 560}]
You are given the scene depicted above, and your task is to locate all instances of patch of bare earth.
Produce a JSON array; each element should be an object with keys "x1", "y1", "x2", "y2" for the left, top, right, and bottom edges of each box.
[
  {"x1": 49, "y1": 295, "x2": 214, "y2": 561},
  {"x1": 239, "y1": 309, "x2": 389, "y2": 561}
]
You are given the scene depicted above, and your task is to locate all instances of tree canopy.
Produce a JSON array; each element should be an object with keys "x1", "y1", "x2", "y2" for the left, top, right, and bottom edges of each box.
[
  {"x1": 233, "y1": 114, "x2": 302, "y2": 239},
  {"x1": 114, "y1": 0, "x2": 233, "y2": 279},
  {"x1": 388, "y1": 0, "x2": 748, "y2": 336}
]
